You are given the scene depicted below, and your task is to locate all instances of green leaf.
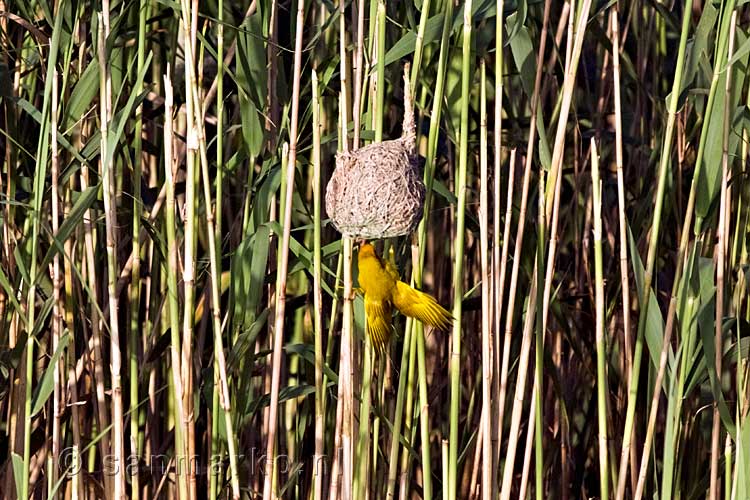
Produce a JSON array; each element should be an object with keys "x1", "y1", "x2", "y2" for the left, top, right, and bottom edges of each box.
[
  {"x1": 103, "y1": 53, "x2": 153, "y2": 172},
  {"x1": 284, "y1": 343, "x2": 339, "y2": 383},
  {"x1": 505, "y1": 0, "x2": 527, "y2": 44},
  {"x1": 228, "y1": 308, "x2": 270, "y2": 372},
  {"x1": 235, "y1": 11, "x2": 267, "y2": 157},
  {"x1": 245, "y1": 383, "x2": 318, "y2": 417},
  {"x1": 627, "y1": 224, "x2": 670, "y2": 388},
  {"x1": 696, "y1": 296, "x2": 736, "y2": 435},
  {"x1": 508, "y1": 24, "x2": 551, "y2": 170},
  {"x1": 385, "y1": 14, "x2": 445, "y2": 66},
  {"x1": 40, "y1": 185, "x2": 100, "y2": 274},
  {"x1": 231, "y1": 224, "x2": 272, "y2": 331},
  {"x1": 12, "y1": 452, "x2": 24, "y2": 499},
  {"x1": 14, "y1": 98, "x2": 87, "y2": 165},
  {"x1": 0, "y1": 266, "x2": 26, "y2": 329},
  {"x1": 696, "y1": 26, "x2": 749, "y2": 218},
  {"x1": 238, "y1": 97, "x2": 264, "y2": 157},
  {"x1": 723, "y1": 26, "x2": 750, "y2": 72},
  {"x1": 64, "y1": 57, "x2": 99, "y2": 129},
  {"x1": 31, "y1": 333, "x2": 70, "y2": 417}
]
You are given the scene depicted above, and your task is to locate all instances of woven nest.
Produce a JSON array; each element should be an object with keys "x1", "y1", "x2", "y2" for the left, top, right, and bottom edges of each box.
[{"x1": 326, "y1": 64, "x2": 425, "y2": 239}]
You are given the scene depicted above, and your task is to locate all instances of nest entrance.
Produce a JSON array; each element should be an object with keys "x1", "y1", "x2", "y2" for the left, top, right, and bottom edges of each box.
[{"x1": 326, "y1": 63, "x2": 425, "y2": 239}]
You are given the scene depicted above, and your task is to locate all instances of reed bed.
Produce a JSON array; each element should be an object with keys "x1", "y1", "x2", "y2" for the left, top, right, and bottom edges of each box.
[{"x1": 0, "y1": 0, "x2": 749, "y2": 499}]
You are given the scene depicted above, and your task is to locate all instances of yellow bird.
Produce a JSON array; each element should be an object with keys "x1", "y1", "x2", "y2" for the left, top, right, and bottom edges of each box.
[{"x1": 357, "y1": 242, "x2": 453, "y2": 353}]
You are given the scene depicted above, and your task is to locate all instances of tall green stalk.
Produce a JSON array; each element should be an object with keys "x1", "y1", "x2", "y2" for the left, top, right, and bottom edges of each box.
[
  {"x1": 22, "y1": 6, "x2": 64, "y2": 498},
  {"x1": 614, "y1": 2, "x2": 694, "y2": 498},
  {"x1": 312, "y1": 68, "x2": 325, "y2": 500},
  {"x1": 534, "y1": 163, "x2": 546, "y2": 500},
  {"x1": 98, "y1": 10, "x2": 126, "y2": 497},
  {"x1": 448, "y1": 2, "x2": 472, "y2": 498},
  {"x1": 479, "y1": 59, "x2": 493, "y2": 500},
  {"x1": 591, "y1": 139, "x2": 609, "y2": 500},
  {"x1": 129, "y1": 2, "x2": 148, "y2": 497},
  {"x1": 210, "y1": 0, "x2": 225, "y2": 496},
  {"x1": 492, "y1": 0, "x2": 504, "y2": 491},
  {"x1": 374, "y1": 0, "x2": 386, "y2": 143},
  {"x1": 162, "y1": 72, "x2": 190, "y2": 500}
]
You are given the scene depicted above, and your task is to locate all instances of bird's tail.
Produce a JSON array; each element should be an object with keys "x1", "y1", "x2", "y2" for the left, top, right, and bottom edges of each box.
[
  {"x1": 365, "y1": 299, "x2": 393, "y2": 356},
  {"x1": 392, "y1": 281, "x2": 453, "y2": 331}
]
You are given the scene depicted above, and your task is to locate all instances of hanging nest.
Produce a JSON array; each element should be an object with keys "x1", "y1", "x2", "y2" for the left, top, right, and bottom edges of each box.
[{"x1": 326, "y1": 63, "x2": 425, "y2": 239}]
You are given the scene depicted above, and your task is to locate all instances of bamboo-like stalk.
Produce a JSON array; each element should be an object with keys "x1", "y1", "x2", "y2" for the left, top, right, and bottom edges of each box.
[
  {"x1": 492, "y1": 1, "x2": 505, "y2": 491},
  {"x1": 404, "y1": 2, "x2": 455, "y2": 497},
  {"x1": 176, "y1": 5, "x2": 199, "y2": 495},
  {"x1": 178, "y1": 10, "x2": 242, "y2": 491},
  {"x1": 349, "y1": 1, "x2": 371, "y2": 493},
  {"x1": 21, "y1": 8, "x2": 64, "y2": 499},
  {"x1": 632, "y1": 9, "x2": 736, "y2": 498},
  {"x1": 312, "y1": 68, "x2": 325, "y2": 500},
  {"x1": 194, "y1": 79, "x2": 242, "y2": 500},
  {"x1": 395, "y1": 318, "x2": 417, "y2": 499},
  {"x1": 50, "y1": 67, "x2": 62, "y2": 500},
  {"x1": 448, "y1": 2, "x2": 472, "y2": 498},
  {"x1": 635, "y1": 4, "x2": 736, "y2": 499},
  {"x1": 520, "y1": 137, "x2": 563, "y2": 500},
  {"x1": 339, "y1": 0, "x2": 350, "y2": 151},
  {"x1": 97, "y1": 11, "x2": 125, "y2": 498},
  {"x1": 374, "y1": 0, "x2": 386, "y2": 143},
  {"x1": 409, "y1": 0, "x2": 431, "y2": 91},
  {"x1": 162, "y1": 69, "x2": 189, "y2": 500},
  {"x1": 496, "y1": 0, "x2": 552, "y2": 463},
  {"x1": 129, "y1": 2, "x2": 148, "y2": 496},
  {"x1": 606, "y1": 6, "x2": 635, "y2": 492},
  {"x1": 533, "y1": 173, "x2": 546, "y2": 500},
  {"x1": 209, "y1": 0, "x2": 225, "y2": 496},
  {"x1": 81, "y1": 91, "x2": 112, "y2": 500},
  {"x1": 613, "y1": 2, "x2": 693, "y2": 497},
  {"x1": 591, "y1": 138, "x2": 610, "y2": 500},
  {"x1": 544, "y1": 0, "x2": 592, "y2": 222},
  {"x1": 339, "y1": 235, "x2": 355, "y2": 500},
  {"x1": 355, "y1": 335, "x2": 373, "y2": 498},
  {"x1": 262, "y1": 1, "x2": 305, "y2": 497},
  {"x1": 497, "y1": 0, "x2": 576, "y2": 483},
  {"x1": 710, "y1": 11, "x2": 736, "y2": 500},
  {"x1": 267, "y1": 0, "x2": 278, "y2": 150},
  {"x1": 610, "y1": 3, "x2": 633, "y2": 447},
  {"x1": 499, "y1": 268, "x2": 538, "y2": 500},
  {"x1": 478, "y1": 59, "x2": 492, "y2": 500},
  {"x1": 352, "y1": 0, "x2": 365, "y2": 149}
]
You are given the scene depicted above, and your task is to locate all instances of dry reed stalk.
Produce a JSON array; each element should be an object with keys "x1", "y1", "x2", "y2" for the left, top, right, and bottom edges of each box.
[
  {"x1": 97, "y1": 10, "x2": 125, "y2": 497},
  {"x1": 499, "y1": 269, "x2": 538, "y2": 500},
  {"x1": 611, "y1": 4, "x2": 633, "y2": 416},
  {"x1": 262, "y1": 1, "x2": 305, "y2": 497},
  {"x1": 352, "y1": 0, "x2": 365, "y2": 149},
  {"x1": 491, "y1": 2, "x2": 505, "y2": 492},
  {"x1": 497, "y1": 0, "x2": 552, "y2": 475},
  {"x1": 163, "y1": 69, "x2": 189, "y2": 500},
  {"x1": 50, "y1": 68, "x2": 62, "y2": 499},
  {"x1": 627, "y1": 7, "x2": 735, "y2": 500},
  {"x1": 710, "y1": 10, "x2": 736, "y2": 500},
  {"x1": 544, "y1": 0, "x2": 592, "y2": 223},
  {"x1": 479, "y1": 59, "x2": 492, "y2": 500}
]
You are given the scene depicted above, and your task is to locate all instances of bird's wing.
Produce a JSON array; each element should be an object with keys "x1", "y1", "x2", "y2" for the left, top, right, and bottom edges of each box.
[
  {"x1": 392, "y1": 281, "x2": 453, "y2": 331},
  {"x1": 364, "y1": 297, "x2": 393, "y2": 355}
]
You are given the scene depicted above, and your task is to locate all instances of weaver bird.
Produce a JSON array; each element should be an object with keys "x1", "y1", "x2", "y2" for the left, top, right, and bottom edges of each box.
[{"x1": 357, "y1": 242, "x2": 452, "y2": 353}]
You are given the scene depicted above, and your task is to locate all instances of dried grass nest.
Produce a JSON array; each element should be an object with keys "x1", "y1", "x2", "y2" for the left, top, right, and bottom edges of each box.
[{"x1": 325, "y1": 64, "x2": 425, "y2": 239}]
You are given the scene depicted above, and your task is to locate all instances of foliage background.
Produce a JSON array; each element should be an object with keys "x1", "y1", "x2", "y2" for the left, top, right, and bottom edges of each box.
[{"x1": 0, "y1": 0, "x2": 748, "y2": 499}]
